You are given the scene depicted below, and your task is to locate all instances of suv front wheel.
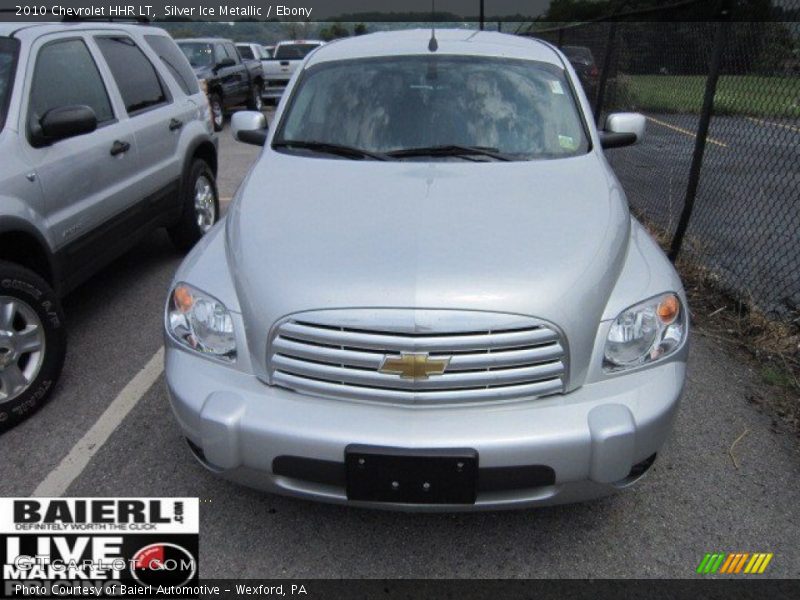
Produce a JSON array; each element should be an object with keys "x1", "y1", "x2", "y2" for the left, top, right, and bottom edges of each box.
[
  {"x1": 0, "y1": 261, "x2": 66, "y2": 433},
  {"x1": 168, "y1": 159, "x2": 220, "y2": 251},
  {"x1": 209, "y1": 93, "x2": 224, "y2": 132}
]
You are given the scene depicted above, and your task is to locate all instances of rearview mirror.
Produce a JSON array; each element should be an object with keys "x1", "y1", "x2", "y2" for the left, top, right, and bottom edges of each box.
[
  {"x1": 600, "y1": 112, "x2": 646, "y2": 149},
  {"x1": 231, "y1": 111, "x2": 268, "y2": 146},
  {"x1": 215, "y1": 57, "x2": 236, "y2": 70},
  {"x1": 32, "y1": 105, "x2": 97, "y2": 146}
]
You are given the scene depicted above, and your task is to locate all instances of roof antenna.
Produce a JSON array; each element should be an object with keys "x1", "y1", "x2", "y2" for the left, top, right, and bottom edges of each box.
[{"x1": 428, "y1": 0, "x2": 438, "y2": 52}]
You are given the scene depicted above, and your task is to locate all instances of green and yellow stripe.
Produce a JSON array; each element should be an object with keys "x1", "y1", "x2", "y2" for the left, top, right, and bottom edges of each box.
[{"x1": 697, "y1": 552, "x2": 773, "y2": 574}]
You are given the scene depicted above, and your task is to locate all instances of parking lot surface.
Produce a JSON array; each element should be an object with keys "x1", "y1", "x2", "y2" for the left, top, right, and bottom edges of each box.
[
  {"x1": 2, "y1": 115, "x2": 799, "y2": 578},
  {"x1": 608, "y1": 112, "x2": 800, "y2": 316}
]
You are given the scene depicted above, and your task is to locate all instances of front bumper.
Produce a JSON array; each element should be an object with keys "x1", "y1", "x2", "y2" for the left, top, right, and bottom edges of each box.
[{"x1": 166, "y1": 344, "x2": 685, "y2": 511}]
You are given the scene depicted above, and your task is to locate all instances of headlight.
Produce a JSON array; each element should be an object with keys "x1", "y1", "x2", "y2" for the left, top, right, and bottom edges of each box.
[
  {"x1": 603, "y1": 293, "x2": 685, "y2": 371},
  {"x1": 167, "y1": 283, "x2": 236, "y2": 361}
]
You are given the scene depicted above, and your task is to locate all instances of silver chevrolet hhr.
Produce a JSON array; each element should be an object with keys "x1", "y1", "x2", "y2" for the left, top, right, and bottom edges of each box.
[{"x1": 164, "y1": 30, "x2": 688, "y2": 510}]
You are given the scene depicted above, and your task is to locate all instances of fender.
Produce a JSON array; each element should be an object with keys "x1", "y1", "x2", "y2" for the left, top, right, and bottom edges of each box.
[
  {"x1": 0, "y1": 213, "x2": 62, "y2": 293},
  {"x1": 173, "y1": 133, "x2": 219, "y2": 219},
  {"x1": 184, "y1": 134, "x2": 219, "y2": 177}
]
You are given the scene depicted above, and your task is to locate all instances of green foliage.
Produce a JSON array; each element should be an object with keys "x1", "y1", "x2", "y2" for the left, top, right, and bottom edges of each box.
[
  {"x1": 761, "y1": 365, "x2": 798, "y2": 391},
  {"x1": 319, "y1": 22, "x2": 351, "y2": 42}
]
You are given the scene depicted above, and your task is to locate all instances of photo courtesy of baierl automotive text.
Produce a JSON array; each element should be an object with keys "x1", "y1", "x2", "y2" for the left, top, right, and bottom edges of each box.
[{"x1": 0, "y1": 0, "x2": 798, "y2": 593}]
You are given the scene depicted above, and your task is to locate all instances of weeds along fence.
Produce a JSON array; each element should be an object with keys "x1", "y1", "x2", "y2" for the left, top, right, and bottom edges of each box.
[{"x1": 522, "y1": 1, "x2": 800, "y2": 324}]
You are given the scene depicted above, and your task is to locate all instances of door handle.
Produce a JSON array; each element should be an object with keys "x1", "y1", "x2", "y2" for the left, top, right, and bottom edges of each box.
[
  {"x1": 169, "y1": 118, "x2": 183, "y2": 131},
  {"x1": 110, "y1": 140, "x2": 130, "y2": 156}
]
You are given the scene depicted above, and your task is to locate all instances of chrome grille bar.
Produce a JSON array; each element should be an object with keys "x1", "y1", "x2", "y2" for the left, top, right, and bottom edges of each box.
[
  {"x1": 272, "y1": 354, "x2": 564, "y2": 391},
  {"x1": 278, "y1": 321, "x2": 559, "y2": 352}
]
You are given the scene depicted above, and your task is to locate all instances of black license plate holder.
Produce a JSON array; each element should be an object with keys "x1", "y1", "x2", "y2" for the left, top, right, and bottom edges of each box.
[{"x1": 345, "y1": 445, "x2": 478, "y2": 504}]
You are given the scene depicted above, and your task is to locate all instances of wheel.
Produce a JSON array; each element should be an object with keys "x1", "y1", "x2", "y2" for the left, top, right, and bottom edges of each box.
[
  {"x1": 248, "y1": 83, "x2": 263, "y2": 111},
  {"x1": 209, "y1": 93, "x2": 224, "y2": 132},
  {"x1": 168, "y1": 159, "x2": 219, "y2": 251},
  {"x1": 0, "y1": 261, "x2": 66, "y2": 433}
]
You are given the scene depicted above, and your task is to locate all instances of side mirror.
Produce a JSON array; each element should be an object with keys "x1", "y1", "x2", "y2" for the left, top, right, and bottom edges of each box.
[
  {"x1": 32, "y1": 105, "x2": 97, "y2": 146},
  {"x1": 231, "y1": 110, "x2": 268, "y2": 146},
  {"x1": 215, "y1": 57, "x2": 236, "y2": 70},
  {"x1": 600, "y1": 112, "x2": 646, "y2": 149}
]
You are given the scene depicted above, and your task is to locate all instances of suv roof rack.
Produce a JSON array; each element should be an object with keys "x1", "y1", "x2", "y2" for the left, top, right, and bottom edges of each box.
[{"x1": 61, "y1": 15, "x2": 150, "y2": 24}]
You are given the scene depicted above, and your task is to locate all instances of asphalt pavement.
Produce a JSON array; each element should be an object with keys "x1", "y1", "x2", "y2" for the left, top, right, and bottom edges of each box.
[
  {"x1": 1, "y1": 112, "x2": 798, "y2": 578},
  {"x1": 607, "y1": 112, "x2": 800, "y2": 318}
]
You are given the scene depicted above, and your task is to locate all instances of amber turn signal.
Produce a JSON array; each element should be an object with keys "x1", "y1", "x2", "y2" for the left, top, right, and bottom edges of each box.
[
  {"x1": 173, "y1": 285, "x2": 194, "y2": 314},
  {"x1": 657, "y1": 294, "x2": 680, "y2": 324}
]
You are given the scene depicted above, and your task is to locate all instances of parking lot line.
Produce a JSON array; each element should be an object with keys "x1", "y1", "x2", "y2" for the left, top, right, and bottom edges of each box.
[
  {"x1": 33, "y1": 347, "x2": 165, "y2": 497},
  {"x1": 645, "y1": 115, "x2": 728, "y2": 148},
  {"x1": 745, "y1": 116, "x2": 800, "y2": 133}
]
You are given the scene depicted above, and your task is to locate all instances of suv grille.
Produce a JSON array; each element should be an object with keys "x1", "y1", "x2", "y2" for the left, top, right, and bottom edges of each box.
[{"x1": 268, "y1": 312, "x2": 566, "y2": 405}]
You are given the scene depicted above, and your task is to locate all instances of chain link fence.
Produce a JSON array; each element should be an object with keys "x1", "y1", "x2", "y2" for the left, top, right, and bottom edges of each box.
[{"x1": 525, "y1": 2, "x2": 800, "y2": 324}]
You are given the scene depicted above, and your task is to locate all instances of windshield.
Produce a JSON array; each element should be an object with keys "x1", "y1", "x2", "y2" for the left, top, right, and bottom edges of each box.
[
  {"x1": 276, "y1": 55, "x2": 589, "y2": 161},
  {"x1": 177, "y1": 42, "x2": 214, "y2": 68},
  {"x1": 274, "y1": 43, "x2": 319, "y2": 60},
  {"x1": 0, "y1": 38, "x2": 19, "y2": 132}
]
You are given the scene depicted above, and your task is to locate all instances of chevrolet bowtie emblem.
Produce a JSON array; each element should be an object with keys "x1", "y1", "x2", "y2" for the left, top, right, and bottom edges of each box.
[{"x1": 379, "y1": 353, "x2": 450, "y2": 380}]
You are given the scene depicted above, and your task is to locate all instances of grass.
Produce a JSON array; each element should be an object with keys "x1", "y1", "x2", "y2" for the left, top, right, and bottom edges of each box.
[
  {"x1": 621, "y1": 75, "x2": 800, "y2": 118},
  {"x1": 761, "y1": 365, "x2": 798, "y2": 390}
]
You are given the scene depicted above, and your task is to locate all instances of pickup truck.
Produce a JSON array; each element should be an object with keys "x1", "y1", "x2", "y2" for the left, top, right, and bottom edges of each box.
[
  {"x1": 177, "y1": 38, "x2": 264, "y2": 131},
  {"x1": 262, "y1": 39, "x2": 324, "y2": 102}
]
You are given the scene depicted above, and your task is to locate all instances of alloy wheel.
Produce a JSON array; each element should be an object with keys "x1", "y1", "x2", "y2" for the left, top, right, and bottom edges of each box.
[
  {"x1": 212, "y1": 100, "x2": 223, "y2": 129},
  {"x1": 194, "y1": 175, "x2": 216, "y2": 233},
  {"x1": 0, "y1": 296, "x2": 45, "y2": 403}
]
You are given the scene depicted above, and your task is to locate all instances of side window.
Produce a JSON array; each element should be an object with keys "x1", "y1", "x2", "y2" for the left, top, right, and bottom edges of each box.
[
  {"x1": 237, "y1": 45, "x2": 254, "y2": 60},
  {"x1": 213, "y1": 44, "x2": 227, "y2": 65},
  {"x1": 224, "y1": 44, "x2": 240, "y2": 64},
  {"x1": 95, "y1": 36, "x2": 168, "y2": 115},
  {"x1": 145, "y1": 35, "x2": 199, "y2": 96},
  {"x1": 29, "y1": 38, "x2": 114, "y2": 131}
]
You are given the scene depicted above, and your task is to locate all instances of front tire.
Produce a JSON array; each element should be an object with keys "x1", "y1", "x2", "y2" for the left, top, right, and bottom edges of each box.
[
  {"x1": 168, "y1": 159, "x2": 219, "y2": 251},
  {"x1": 209, "y1": 93, "x2": 224, "y2": 132},
  {"x1": 248, "y1": 83, "x2": 263, "y2": 111},
  {"x1": 0, "y1": 261, "x2": 66, "y2": 433}
]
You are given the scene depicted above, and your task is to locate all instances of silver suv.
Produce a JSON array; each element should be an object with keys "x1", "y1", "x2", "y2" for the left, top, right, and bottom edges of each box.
[{"x1": 0, "y1": 22, "x2": 219, "y2": 431}]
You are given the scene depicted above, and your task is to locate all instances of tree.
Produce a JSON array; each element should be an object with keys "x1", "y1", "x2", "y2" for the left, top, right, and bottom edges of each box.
[
  {"x1": 282, "y1": 21, "x2": 316, "y2": 40},
  {"x1": 319, "y1": 22, "x2": 351, "y2": 42},
  {"x1": 354, "y1": 23, "x2": 368, "y2": 36}
]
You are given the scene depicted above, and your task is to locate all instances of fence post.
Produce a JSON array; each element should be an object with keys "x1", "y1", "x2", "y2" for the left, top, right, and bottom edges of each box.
[
  {"x1": 668, "y1": 3, "x2": 731, "y2": 261},
  {"x1": 593, "y1": 21, "x2": 618, "y2": 123}
]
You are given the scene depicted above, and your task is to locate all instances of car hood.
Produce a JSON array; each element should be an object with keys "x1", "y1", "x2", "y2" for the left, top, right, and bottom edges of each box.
[{"x1": 226, "y1": 151, "x2": 630, "y2": 384}]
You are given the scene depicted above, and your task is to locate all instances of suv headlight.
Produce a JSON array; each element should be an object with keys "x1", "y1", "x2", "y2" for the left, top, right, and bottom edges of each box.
[
  {"x1": 167, "y1": 283, "x2": 236, "y2": 361},
  {"x1": 603, "y1": 292, "x2": 685, "y2": 372}
]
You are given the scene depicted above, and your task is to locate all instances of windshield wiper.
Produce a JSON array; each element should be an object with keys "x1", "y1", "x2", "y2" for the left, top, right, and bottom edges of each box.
[
  {"x1": 273, "y1": 140, "x2": 387, "y2": 161},
  {"x1": 385, "y1": 145, "x2": 512, "y2": 161}
]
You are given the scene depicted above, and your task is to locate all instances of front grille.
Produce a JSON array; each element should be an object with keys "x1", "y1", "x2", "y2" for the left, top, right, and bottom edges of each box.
[
  {"x1": 267, "y1": 311, "x2": 567, "y2": 405},
  {"x1": 266, "y1": 79, "x2": 288, "y2": 88}
]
